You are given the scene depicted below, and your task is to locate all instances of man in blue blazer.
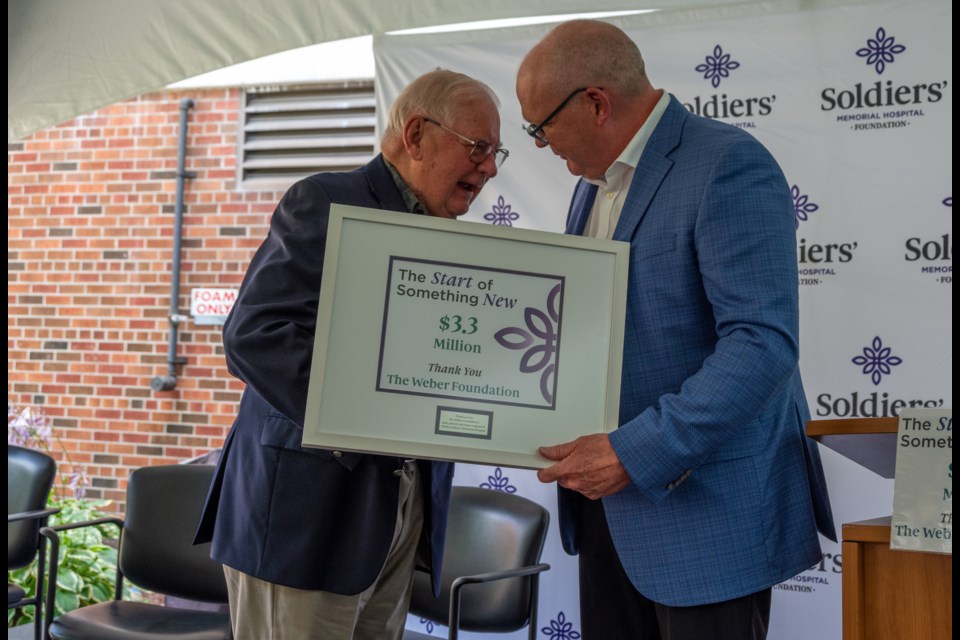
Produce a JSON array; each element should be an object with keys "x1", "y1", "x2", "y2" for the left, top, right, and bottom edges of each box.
[
  {"x1": 195, "y1": 69, "x2": 507, "y2": 639},
  {"x1": 517, "y1": 21, "x2": 836, "y2": 640}
]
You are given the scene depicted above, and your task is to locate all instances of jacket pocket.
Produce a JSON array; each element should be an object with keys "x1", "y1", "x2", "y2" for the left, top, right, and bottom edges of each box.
[
  {"x1": 260, "y1": 412, "x2": 333, "y2": 459},
  {"x1": 634, "y1": 232, "x2": 677, "y2": 261}
]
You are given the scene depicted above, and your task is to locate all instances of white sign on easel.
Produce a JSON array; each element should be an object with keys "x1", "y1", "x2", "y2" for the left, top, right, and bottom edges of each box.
[{"x1": 890, "y1": 407, "x2": 952, "y2": 554}]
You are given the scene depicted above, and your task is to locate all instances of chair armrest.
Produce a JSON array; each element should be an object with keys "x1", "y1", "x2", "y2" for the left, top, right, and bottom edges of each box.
[
  {"x1": 450, "y1": 562, "x2": 550, "y2": 590},
  {"x1": 40, "y1": 515, "x2": 126, "y2": 634},
  {"x1": 449, "y1": 563, "x2": 550, "y2": 638},
  {"x1": 8, "y1": 507, "x2": 59, "y2": 523},
  {"x1": 42, "y1": 516, "x2": 123, "y2": 533}
]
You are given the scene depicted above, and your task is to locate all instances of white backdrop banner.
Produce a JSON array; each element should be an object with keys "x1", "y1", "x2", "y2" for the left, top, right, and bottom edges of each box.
[{"x1": 375, "y1": 1, "x2": 952, "y2": 638}]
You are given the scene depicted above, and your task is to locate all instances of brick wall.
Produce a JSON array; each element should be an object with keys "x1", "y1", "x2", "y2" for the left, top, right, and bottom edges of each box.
[{"x1": 8, "y1": 88, "x2": 286, "y2": 510}]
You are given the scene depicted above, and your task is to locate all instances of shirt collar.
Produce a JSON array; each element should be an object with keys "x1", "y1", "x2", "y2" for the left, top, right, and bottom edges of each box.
[
  {"x1": 584, "y1": 89, "x2": 671, "y2": 188},
  {"x1": 383, "y1": 157, "x2": 426, "y2": 215}
]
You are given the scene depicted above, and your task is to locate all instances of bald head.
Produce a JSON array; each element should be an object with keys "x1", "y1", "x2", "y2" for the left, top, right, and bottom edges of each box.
[
  {"x1": 516, "y1": 20, "x2": 661, "y2": 180},
  {"x1": 517, "y1": 20, "x2": 650, "y2": 101}
]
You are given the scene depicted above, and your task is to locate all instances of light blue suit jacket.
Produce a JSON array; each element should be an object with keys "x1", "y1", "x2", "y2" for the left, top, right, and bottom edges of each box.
[{"x1": 558, "y1": 96, "x2": 836, "y2": 606}]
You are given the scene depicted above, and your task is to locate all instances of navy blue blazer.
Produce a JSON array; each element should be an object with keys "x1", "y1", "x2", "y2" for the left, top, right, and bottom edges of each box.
[
  {"x1": 195, "y1": 155, "x2": 454, "y2": 596},
  {"x1": 558, "y1": 96, "x2": 835, "y2": 606}
]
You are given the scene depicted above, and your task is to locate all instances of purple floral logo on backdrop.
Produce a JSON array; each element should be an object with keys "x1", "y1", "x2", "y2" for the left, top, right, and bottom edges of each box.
[
  {"x1": 480, "y1": 467, "x2": 518, "y2": 493},
  {"x1": 792, "y1": 185, "x2": 820, "y2": 227},
  {"x1": 695, "y1": 45, "x2": 741, "y2": 88},
  {"x1": 494, "y1": 283, "x2": 561, "y2": 404},
  {"x1": 852, "y1": 336, "x2": 903, "y2": 386},
  {"x1": 856, "y1": 28, "x2": 906, "y2": 75},
  {"x1": 485, "y1": 195, "x2": 521, "y2": 226},
  {"x1": 417, "y1": 618, "x2": 436, "y2": 634},
  {"x1": 943, "y1": 197, "x2": 952, "y2": 207},
  {"x1": 543, "y1": 611, "x2": 581, "y2": 640}
]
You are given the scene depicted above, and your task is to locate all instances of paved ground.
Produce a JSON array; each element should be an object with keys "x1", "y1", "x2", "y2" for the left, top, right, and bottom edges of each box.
[{"x1": 7, "y1": 622, "x2": 37, "y2": 640}]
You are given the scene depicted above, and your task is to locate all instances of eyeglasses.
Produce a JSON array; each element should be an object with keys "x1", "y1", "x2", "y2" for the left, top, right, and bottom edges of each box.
[
  {"x1": 423, "y1": 117, "x2": 509, "y2": 168},
  {"x1": 523, "y1": 87, "x2": 589, "y2": 145}
]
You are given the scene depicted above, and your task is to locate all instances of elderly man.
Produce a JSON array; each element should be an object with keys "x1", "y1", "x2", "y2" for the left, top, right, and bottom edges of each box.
[
  {"x1": 517, "y1": 20, "x2": 834, "y2": 640},
  {"x1": 195, "y1": 69, "x2": 506, "y2": 640}
]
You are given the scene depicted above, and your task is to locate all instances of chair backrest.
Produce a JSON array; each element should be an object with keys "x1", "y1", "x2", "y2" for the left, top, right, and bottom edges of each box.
[
  {"x1": 8, "y1": 445, "x2": 57, "y2": 569},
  {"x1": 409, "y1": 486, "x2": 550, "y2": 632},
  {"x1": 119, "y1": 464, "x2": 227, "y2": 603}
]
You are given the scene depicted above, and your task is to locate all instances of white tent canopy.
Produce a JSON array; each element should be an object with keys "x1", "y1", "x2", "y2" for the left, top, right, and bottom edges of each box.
[{"x1": 7, "y1": 0, "x2": 745, "y2": 141}]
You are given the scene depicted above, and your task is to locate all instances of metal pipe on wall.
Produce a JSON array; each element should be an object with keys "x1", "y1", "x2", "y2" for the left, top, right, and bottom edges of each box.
[{"x1": 151, "y1": 98, "x2": 196, "y2": 392}]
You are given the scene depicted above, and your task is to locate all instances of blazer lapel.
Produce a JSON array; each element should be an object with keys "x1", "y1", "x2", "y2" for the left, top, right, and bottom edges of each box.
[
  {"x1": 566, "y1": 181, "x2": 598, "y2": 236},
  {"x1": 363, "y1": 154, "x2": 409, "y2": 213},
  {"x1": 612, "y1": 96, "x2": 686, "y2": 242}
]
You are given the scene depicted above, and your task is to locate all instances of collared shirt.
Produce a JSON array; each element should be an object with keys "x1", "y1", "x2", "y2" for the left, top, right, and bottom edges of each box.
[
  {"x1": 382, "y1": 157, "x2": 424, "y2": 471},
  {"x1": 383, "y1": 157, "x2": 426, "y2": 215},
  {"x1": 584, "y1": 90, "x2": 671, "y2": 240}
]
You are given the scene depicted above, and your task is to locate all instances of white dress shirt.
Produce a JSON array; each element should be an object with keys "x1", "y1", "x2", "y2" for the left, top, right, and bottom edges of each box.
[{"x1": 584, "y1": 90, "x2": 671, "y2": 240}]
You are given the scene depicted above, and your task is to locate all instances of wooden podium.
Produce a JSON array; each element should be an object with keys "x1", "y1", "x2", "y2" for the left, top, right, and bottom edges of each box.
[{"x1": 807, "y1": 418, "x2": 952, "y2": 640}]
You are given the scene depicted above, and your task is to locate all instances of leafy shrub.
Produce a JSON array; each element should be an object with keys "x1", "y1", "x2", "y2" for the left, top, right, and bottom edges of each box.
[
  {"x1": 8, "y1": 401, "x2": 129, "y2": 628},
  {"x1": 7, "y1": 498, "x2": 130, "y2": 627}
]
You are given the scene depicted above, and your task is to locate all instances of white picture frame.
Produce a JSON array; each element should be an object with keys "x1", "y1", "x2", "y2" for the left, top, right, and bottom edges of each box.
[{"x1": 302, "y1": 204, "x2": 628, "y2": 469}]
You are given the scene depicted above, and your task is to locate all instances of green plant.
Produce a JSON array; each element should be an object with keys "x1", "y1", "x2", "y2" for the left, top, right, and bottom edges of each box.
[
  {"x1": 8, "y1": 401, "x2": 88, "y2": 501},
  {"x1": 7, "y1": 401, "x2": 129, "y2": 628},
  {"x1": 7, "y1": 498, "x2": 130, "y2": 627}
]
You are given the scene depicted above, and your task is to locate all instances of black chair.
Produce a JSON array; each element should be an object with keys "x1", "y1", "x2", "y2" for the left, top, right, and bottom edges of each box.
[
  {"x1": 41, "y1": 464, "x2": 231, "y2": 640},
  {"x1": 405, "y1": 486, "x2": 550, "y2": 640},
  {"x1": 8, "y1": 445, "x2": 59, "y2": 640}
]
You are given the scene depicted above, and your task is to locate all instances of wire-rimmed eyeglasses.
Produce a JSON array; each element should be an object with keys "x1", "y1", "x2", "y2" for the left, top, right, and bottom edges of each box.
[
  {"x1": 423, "y1": 117, "x2": 509, "y2": 168},
  {"x1": 523, "y1": 87, "x2": 589, "y2": 145}
]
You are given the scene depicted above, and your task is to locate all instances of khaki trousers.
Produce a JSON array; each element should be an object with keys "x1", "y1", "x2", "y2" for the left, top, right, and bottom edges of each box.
[{"x1": 224, "y1": 461, "x2": 423, "y2": 640}]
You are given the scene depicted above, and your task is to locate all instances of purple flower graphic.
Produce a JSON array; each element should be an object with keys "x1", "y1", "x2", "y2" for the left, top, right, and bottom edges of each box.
[
  {"x1": 943, "y1": 197, "x2": 952, "y2": 207},
  {"x1": 494, "y1": 283, "x2": 562, "y2": 404},
  {"x1": 695, "y1": 45, "x2": 741, "y2": 88},
  {"x1": 418, "y1": 618, "x2": 436, "y2": 634},
  {"x1": 543, "y1": 611, "x2": 581, "y2": 640},
  {"x1": 852, "y1": 336, "x2": 903, "y2": 386},
  {"x1": 480, "y1": 467, "x2": 518, "y2": 493},
  {"x1": 791, "y1": 185, "x2": 820, "y2": 227},
  {"x1": 856, "y1": 28, "x2": 906, "y2": 75},
  {"x1": 484, "y1": 195, "x2": 521, "y2": 226}
]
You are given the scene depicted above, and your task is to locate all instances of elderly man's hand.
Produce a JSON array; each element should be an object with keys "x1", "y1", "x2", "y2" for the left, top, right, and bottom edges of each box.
[{"x1": 536, "y1": 433, "x2": 631, "y2": 500}]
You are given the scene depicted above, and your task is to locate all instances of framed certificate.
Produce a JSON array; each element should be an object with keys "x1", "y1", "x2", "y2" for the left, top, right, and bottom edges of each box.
[{"x1": 302, "y1": 204, "x2": 628, "y2": 469}]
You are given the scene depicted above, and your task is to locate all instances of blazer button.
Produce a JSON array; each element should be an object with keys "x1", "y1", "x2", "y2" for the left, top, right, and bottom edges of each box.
[
  {"x1": 665, "y1": 468, "x2": 692, "y2": 490},
  {"x1": 332, "y1": 450, "x2": 343, "y2": 458}
]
